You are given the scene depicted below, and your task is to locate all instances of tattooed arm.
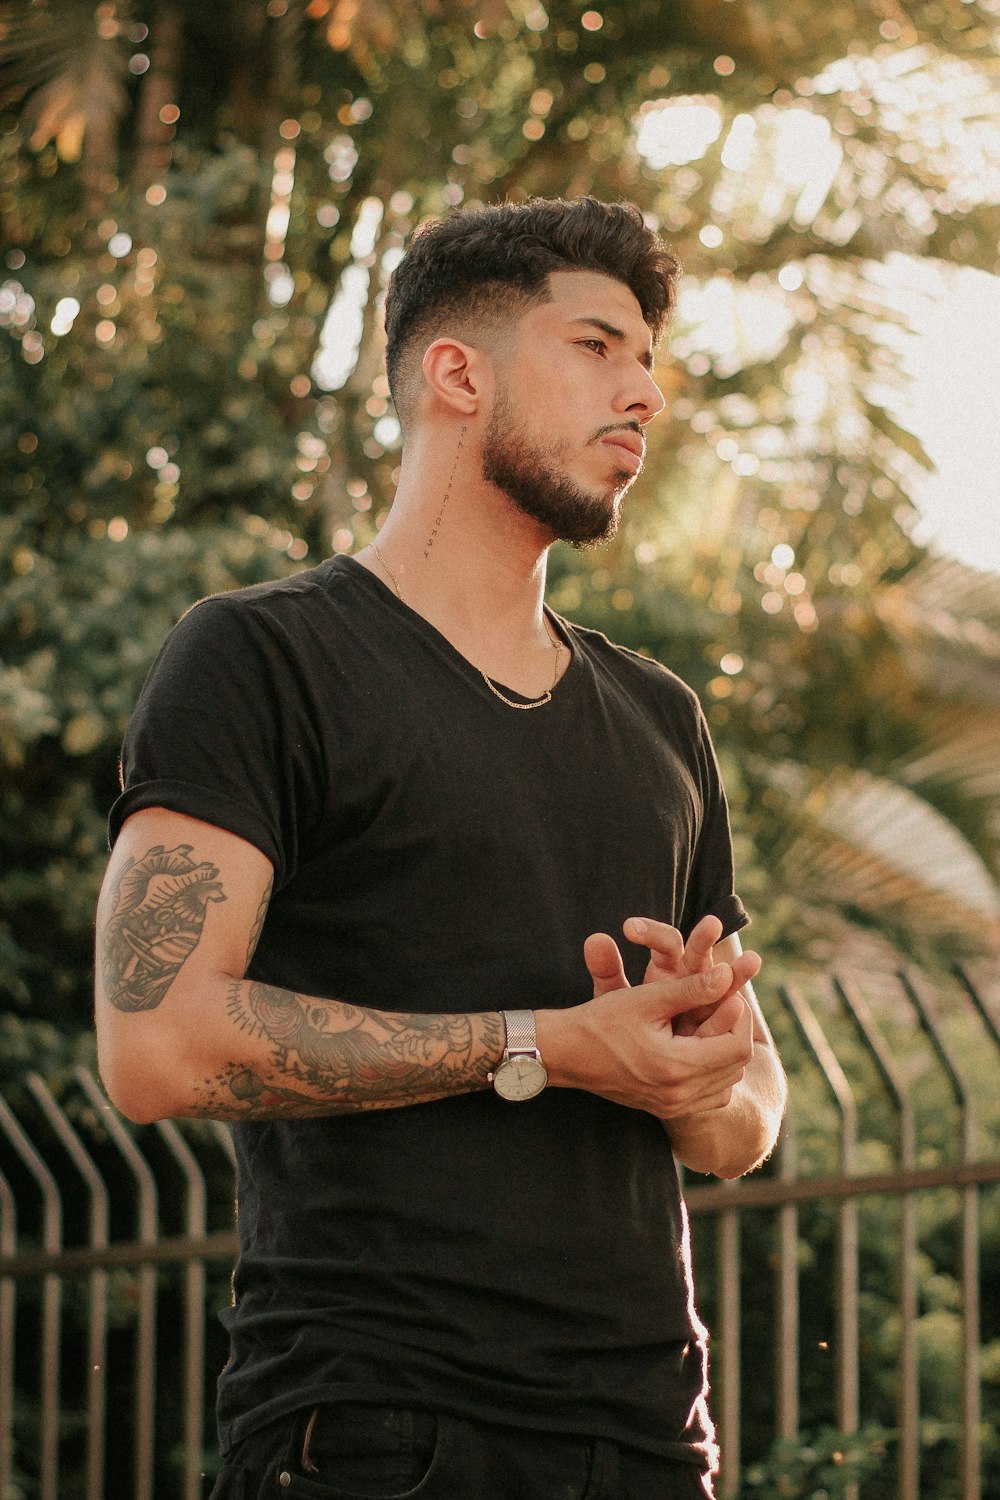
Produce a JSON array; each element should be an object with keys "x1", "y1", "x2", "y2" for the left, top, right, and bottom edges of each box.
[
  {"x1": 95, "y1": 808, "x2": 505, "y2": 1124},
  {"x1": 97, "y1": 810, "x2": 764, "y2": 1130}
]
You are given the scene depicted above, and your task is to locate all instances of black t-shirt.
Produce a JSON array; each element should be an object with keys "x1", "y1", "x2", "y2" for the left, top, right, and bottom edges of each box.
[{"x1": 110, "y1": 555, "x2": 749, "y2": 1467}]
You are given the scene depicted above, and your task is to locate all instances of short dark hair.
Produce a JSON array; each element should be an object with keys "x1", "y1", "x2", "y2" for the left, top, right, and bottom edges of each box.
[{"x1": 384, "y1": 196, "x2": 680, "y2": 423}]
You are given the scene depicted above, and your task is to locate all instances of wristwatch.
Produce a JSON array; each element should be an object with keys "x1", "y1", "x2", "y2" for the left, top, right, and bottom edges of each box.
[{"x1": 490, "y1": 1010, "x2": 548, "y2": 1102}]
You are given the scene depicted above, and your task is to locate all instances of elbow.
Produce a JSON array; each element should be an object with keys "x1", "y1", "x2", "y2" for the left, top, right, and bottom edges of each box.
[
  {"x1": 692, "y1": 1139, "x2": 773, "y2": 1183},
  {"x1": 714, "y1": 1109, "x2": 785, "y2": 1181},
  {"x1": 96, "y1": 1029, "x2": 192, "y2": 1124},
  {"x1": 674, "y1": 1100, "x2": 785, "y2": 1181},
  {"x1": 93, "y1": 960, "x2": 219, "y2": 1122},
  {"x1": 112, "y1": 1091, "x2": 175, "y2": 1127},
  {"x1": 713, "y1": 1146, "x2": 770, "y2": 1182},
  {"x1": 679, "y1": 1140, "x2": 768, "y2": 1182},
  {"x1": 99, "y1": 1061, "x2": 181, "y2": 1124}
]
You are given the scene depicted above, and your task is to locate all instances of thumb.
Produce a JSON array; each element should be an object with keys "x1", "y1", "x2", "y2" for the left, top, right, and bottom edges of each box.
[{"x1": 584, "y1": 932, "x2": 630, "y2": 998}]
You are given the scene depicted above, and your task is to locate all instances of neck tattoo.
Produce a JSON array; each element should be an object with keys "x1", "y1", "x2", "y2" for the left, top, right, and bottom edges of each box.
[
  {"x1": 424, "y1": 424, "x2": 467, "y2": 560},
  {"x1": 370, "y1": 543, "x2": 565, "y2": 712}
]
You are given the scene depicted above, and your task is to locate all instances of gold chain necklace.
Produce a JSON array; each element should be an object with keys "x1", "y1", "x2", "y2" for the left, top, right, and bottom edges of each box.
[{"x1": 371, "y1": 543, "x2": 564, "y2": 711}]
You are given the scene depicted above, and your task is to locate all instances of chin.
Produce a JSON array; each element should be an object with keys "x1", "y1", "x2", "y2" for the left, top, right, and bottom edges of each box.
[{"x1": 564, "y1": 498, "x2": 624, "y2": 550}]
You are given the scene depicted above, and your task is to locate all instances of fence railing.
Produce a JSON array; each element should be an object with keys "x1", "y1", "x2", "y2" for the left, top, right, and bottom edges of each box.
[{"x1": 1, "y1": 965, "x2": 998, "y2": 1500}]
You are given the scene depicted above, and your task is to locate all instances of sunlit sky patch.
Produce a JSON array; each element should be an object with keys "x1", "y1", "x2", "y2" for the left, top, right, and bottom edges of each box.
[
  {"x1": 634, "y1": 98, "x2": 723, "y2": 167},
  {"x1": 633, "y1": 75, "x2": 1000, "y2": 576},
  {"x1": 897, "y1": 264, "x2": 1000, "y2": 574}
]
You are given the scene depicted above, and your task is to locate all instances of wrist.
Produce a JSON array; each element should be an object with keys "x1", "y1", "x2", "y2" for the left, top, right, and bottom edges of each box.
[
  {"x1": 533, "y1": 1005, "x2": 586, "y2": 1090},
  {"x1": 489, "y1": 1009, "x2": 548, "y2": 1101}
]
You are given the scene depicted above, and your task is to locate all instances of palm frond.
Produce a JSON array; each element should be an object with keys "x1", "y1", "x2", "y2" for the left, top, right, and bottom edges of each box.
[
  {"x1": 765, "y1": 761, "x2": 1000, "y2": 945},
  {"x1": 896, "y1": 709, "x2": 1000, "y2": 808},
  {"x1": 877, "y1": 555, "x2": 1000, "y2": 704},
  {"x1": 0, "y1": 0, "x2": 127, "y2": 160}
]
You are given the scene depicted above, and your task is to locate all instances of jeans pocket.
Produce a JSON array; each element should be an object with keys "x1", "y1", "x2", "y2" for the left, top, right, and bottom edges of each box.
[{"x1": 275, "y1": 1402, "x2": 439, "y2": 1499}]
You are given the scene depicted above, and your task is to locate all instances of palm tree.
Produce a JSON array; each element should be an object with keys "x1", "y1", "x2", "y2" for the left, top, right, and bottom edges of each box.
[{"x1": 1, "y1": 0, "x2": 998, "y2": 1031}]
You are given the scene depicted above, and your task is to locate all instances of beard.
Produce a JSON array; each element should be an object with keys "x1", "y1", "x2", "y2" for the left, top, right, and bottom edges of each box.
[{"x1": 481, "y1": 387, "x2": 635, "y2": 547}]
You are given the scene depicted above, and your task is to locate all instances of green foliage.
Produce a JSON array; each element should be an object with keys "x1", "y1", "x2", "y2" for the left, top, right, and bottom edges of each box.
[
  {"x1": 2, "y1": 0, "x2": 998, "y2": 1005},
  {"x1": 0, "y1": 518, "x2": 303, "y2": 1028},
  {"x1": 1, "y1": 10, "x2": 999, "y2": 1487},
  {"x1": 0, "y1": 1010, "x2": 91, "y2": 1087},
  {"x1": 742, "y1": 1425, "x2": 890, "y2": 1499}
]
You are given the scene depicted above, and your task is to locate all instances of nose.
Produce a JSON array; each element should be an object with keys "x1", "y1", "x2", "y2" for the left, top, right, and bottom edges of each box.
[{"x1": 615, "y1": 364, "x2": 666, "y2": 424}]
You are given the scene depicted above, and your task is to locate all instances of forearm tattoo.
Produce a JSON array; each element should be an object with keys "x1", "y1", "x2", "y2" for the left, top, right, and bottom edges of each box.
[
  {"x1": 101, "y1": 844, "x2": 226, "y2": 1011},
  {"x1": 194, "y1": 983, "x2": 505, "y2": 1119},
  {"x1": 103, "y1": 841, "x2": 504, "y2": 1117}
]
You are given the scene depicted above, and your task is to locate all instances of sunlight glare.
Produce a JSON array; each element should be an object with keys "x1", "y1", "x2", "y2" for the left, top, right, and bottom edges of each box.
[
  {"x1": 720, "y1": 114, "x2": 757, "y2": 172},
  {"x1": 900, "y1": 264, "x2": 1000, "y2": 572},
  {"x1": 312, "y1": 264, "x2": 368, "y2": 390},
  {"x1": 675, "y1": 278, "x2": 795, "y2": 371},
  {"x1": 636, "y1": 100, "x2": 722, "y2": 167}
]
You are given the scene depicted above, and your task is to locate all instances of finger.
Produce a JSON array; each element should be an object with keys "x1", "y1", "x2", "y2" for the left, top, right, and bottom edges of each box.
[
  {"x1": 682, "y1": 915, "x2": 724, "y2": 973},
  {"x1": 624, "y1": 917, "x2": 686, "y2": 985},
  {"x1": 672, "y1": 993, "x2": 745, "y2": 1037},
  {"x1": 655, "y1": 1050, "x2": 747, "y2": 1115},
  {"x1": 693, "y1": 994, "x2": 750, "y2": 1039},
  {"x1": 623, "y1": 917, "x2": 684, "y2": 965},
  {"x1": 667, "y1": 956, "x2": 761, "y2": 1034},
  {"x1": 647, "y1": 963, "x2": 733, "y2": 1021},
  {"x1": 668, "y1": 1026, "x2": 752, "y2": 1077},
  {"x1": 690, "y1": 952, "x2": 761, "y2": 1015},
  {"x1": 662, "y1": 1087, "x2": 735, "y2": 1120},
  {"x1": 584, "y1": 932, "x2": 630, "y2": 997},
  {"x1": 733, "y1": 950, "x2": 762, "y2": 987}
]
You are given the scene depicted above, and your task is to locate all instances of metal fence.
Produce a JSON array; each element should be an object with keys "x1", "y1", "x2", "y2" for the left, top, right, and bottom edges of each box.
[{"x1": 1, "y1": 966, "x2": 998, "y2": 1500}]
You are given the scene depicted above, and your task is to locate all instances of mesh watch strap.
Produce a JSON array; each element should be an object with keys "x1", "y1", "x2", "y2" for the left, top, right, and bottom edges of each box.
[{"x1": 501, "y1": 1009, "x2": 538, "y2": 1054}]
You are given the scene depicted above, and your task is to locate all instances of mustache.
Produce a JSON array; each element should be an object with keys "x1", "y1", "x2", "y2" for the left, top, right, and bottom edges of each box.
[{"x1": 588, "y1": 422, "x2": 645, "y2": 445}]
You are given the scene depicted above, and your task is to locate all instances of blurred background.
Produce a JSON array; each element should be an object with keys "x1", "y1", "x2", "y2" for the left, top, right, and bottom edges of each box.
[
  {"x1": 3, "y1": 0, "x2": 1000, "y2": 1052},
  {"x1": 1, "y1": 6, "x2": 1000, "y2": 1495},
  {"x1": 3, "y1": 0, "x2": 1000, "y2": 1031}
]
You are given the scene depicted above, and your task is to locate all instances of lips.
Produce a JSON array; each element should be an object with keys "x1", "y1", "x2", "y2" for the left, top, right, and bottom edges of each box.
[{"x1": 601, "y1": 433, "x2": 645, "y2": 473}]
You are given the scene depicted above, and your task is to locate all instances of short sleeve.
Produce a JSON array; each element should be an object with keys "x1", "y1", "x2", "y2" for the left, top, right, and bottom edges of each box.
[
  {"x1": 678, "y1": 701, "x2": 749, "y2": 941},
  {"x1": 109, "y1": 594, "x2": 317, "y2": 889}
]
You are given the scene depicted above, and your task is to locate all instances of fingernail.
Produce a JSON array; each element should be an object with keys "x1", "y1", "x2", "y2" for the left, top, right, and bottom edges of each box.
[{"x1": 628, "y1": 918, "x2": 647, "y2": 937}]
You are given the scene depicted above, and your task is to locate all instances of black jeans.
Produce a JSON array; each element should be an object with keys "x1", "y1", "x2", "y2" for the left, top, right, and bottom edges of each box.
[{"x1": 208, "y1": 1403, "x2": 716, "y2": 1499}]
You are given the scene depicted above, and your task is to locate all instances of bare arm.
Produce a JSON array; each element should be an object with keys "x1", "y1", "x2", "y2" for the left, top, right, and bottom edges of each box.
[
  {"x1": 95, "y1": 809, "x2": 505, "y2": 1123},
  {"x1": 96, "y1": 811, "x2": 769, "y2": 1128},
  {"x1": 663, "y1": 929, "x2": 786, "y2": 1179},
  {"x1": 576, "y1": 916, "x2": 787, "y2": 1179}
]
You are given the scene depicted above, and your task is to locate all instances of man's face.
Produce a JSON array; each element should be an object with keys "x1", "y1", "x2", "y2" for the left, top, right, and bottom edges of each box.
[{"x1": 481, "y1": 270, "x2": 665, "y2": 546}]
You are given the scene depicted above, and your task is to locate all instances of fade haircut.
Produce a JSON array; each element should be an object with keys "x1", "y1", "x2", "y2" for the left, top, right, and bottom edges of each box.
[{"x1": 384, "y1": 195, "x2": 680, "y2": 426}]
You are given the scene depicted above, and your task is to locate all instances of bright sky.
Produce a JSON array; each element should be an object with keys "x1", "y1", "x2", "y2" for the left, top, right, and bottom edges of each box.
[
  {"x1": 635, "y1": 96, "x2": 1000, "y2": 578},
  {"x1": 901, "y1": 266, "x2": 1000, "y2": 575}
]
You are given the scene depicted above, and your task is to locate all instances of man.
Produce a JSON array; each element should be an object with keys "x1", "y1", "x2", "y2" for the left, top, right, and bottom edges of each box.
[{"x1": 95, "y1": 196, "x2": 786, "y2": 1500}]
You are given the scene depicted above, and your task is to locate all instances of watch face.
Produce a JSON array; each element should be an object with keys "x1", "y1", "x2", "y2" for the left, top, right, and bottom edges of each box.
[{"x1": 493, "y1": 1054, "x2": 548, "y2": 1102}]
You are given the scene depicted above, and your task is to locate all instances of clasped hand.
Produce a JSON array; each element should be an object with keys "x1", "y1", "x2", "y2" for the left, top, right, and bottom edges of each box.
[{"x1": 569, "y1": 915, "x2": 760, "y2": 1120}]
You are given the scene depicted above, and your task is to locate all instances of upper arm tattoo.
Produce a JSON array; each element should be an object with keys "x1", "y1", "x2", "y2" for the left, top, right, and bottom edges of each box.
[{"x1": 101, "y1": 844, "x2": 226, "y2": 1011}]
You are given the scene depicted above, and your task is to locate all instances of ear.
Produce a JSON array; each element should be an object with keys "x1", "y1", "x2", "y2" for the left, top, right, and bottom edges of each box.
[{"x1": 421, "y1": 337, "x2": 492, "y2": 418}]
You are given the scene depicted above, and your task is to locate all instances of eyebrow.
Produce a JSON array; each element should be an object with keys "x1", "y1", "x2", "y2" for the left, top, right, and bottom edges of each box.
[{"x1": 569, "y1": 316, "x2": 654, "y2": 371}]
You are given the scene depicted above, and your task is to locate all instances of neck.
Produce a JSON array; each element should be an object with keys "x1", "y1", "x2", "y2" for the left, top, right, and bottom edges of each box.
[
  {"x1": 355, "y1": 422, "x2": 568, "y2": 697},
  {"x1": 363, "y1": 423, "x2": 553, "y2": 644}
]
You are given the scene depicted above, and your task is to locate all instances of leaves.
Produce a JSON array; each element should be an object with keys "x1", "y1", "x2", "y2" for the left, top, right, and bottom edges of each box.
[
  {"x1": 0, "y1": 0, "x2": 999, "y2": 1029},
  {"x1": 0, "y1": 0, "x2": 128, "y2": 160},
  {"x1": 776, "y1": 762, "x2": 1000, "y2": 935}
]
